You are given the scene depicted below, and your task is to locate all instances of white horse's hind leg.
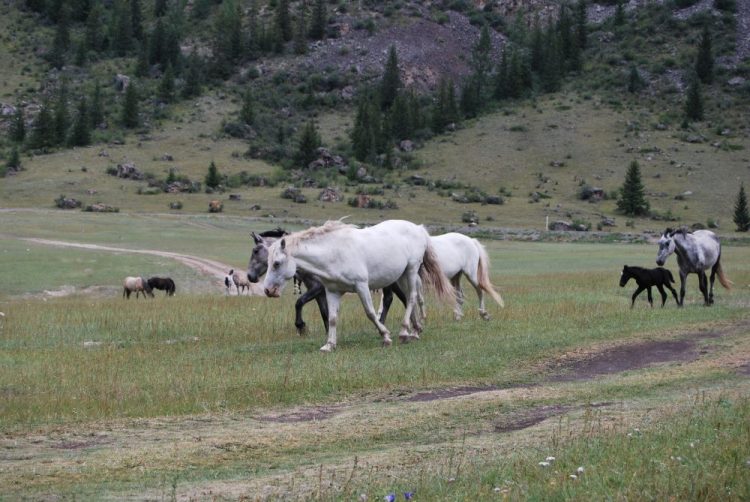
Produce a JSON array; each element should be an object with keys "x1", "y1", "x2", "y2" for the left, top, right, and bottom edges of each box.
[
  {"x1": 321, "y1": 291, "x2": 342, "y2": 352},
  {"x1": 355, "y1": 283, "x2": 392, "y2": 346},
  {"x1": 398, "y1": 267, "x2": 421, "y2": 343},
  {"x1": 451, "y1": 275, "x2": 464, "y2": 320}
]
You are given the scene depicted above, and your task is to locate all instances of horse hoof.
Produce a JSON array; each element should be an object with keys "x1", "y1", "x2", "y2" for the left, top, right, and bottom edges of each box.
[
  {"x1": 382, "y1": 336, "x2": 392, "y2": 347},
  {"x1": 480, "y1": 312, "x2": 490, "y2": 321},
  {"x1": 296, "y1": 324, "x2": 307, "y2": 337},
  {"x1": 399, "y1": 334, "x2": 411, "y2": 344},
  {"x1": 320, "y1": 343, "x2": 335, "y2": 353}
]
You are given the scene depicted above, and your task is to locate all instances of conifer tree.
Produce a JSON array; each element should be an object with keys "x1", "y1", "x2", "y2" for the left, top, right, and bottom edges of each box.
[
  {"x1": 121, "y1": 81, "x2": 139, "y2": 128},
  {"x1": 380, "y1": 45, "x2": 401, "y2": 110},
  {"x1": 627, "y1": 65, "x2": 644, "y2": 93},
  {"x1": 6, "y1": 147, "x2": 21, "y2": 172},
  {"x1": 9, "y1": 105, "x2": 25, "y2": 143},
  {"x1": 575, "y1": 0, "x2": 587, "y2": 49},
  {"x1": 130, "y1": 0, "x2": 144, "y2": 41},
  {"x1": 276, "y1": 0, "x2": 292, "y2": 42},
  {"x1": 351, "y1": 97, "x2": 381, "y2": 162},
  {"x1": 309, "y1": 0, "x2": 327, "y2": 40},
  {"x1": 460, "y1": 77, "x2": 481, "y2": 118},
  {"x1": 85, "y1": 2, "x2": 105, "y2": 52},
  {"x1": 295, "y1": 120, "x2": 321, "y2": 168},
  {"x1": 695, "y1": 25, "x2": 713, "y2": 84},
  {"x1": 158, "y1": 63, "x2": 175, "y2": 103},
  {"x1": 50, "y1": 7, "x2": 71, "y2": 69},
  {"x1": 734, "y1": 182, "x2": 750, "y2": 232},
  {"x1": 68, "y1": 96, "x2": 91, "y2": 146},
  {"x1": 29, "y1": 100, "x2": 55, "y2": 150},
  {"x1": 205, "y1": 161, "x2": 221, "y2": 189},
  {"x1": 293, "y1": 4, "x2": 308, "y2": 55},
  {"x1": 684, "y1": 76, "x2": 704, "y2": 121},
  {"x1": 154, "y1": 0, "x2": 167, "y2": 17},
  {"x1": 388, "y1": 93, "x2": 411, "y2": 141},
  {"x1": 149, "y1": 18, "x2": 165, "y2": 65},
  {"x1": 246, "y1": 0, "x2": 259, "y2": 56},
  {"x1": 89, "y1": 80, "x2": 104, "y2": 129},
  {"x1": 53, "y1": 83, "x2": 70, "y2": 146},
  {"x1": 470, "y1": 24, "x2": 493, "y2": 100},
  {"x1": 613, "y1": 2, "x2": 625, "y2": 26},
  {"x1": 182, "y1": 49, "x2": 202, "y2": 98},
  {"x1": 494, "y1": 50, "x2": 509, "y2": 100},
  {"x1": 192, "y1": 0, "x2": 211, "y2": 20},
  {"x1": 111, "y1": 0, "x2": 133, "y2": 56},
  {"x1": 213, "y1": 0, "x2": 243, "y2": 77},
  {"x1": 540, "y1": 24, "x2": 562, "y2": 92},
  {"x1": 617, "y1": 160, "x2": 649, "y2": 216},
  {"x1": 240, "y1": 88, "x2": 254, "y2": 125},
  {"x1": 529, "y1": 18, "x2": 544, "y2": 72},
  {"x1": 135, "y1": 40, "x2": 150, "y2": 77}
]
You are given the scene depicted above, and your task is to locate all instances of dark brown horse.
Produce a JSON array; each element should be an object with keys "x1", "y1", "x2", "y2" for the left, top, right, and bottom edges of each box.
[{"x1": 147, "y1": 277, "x2": 176, "y2": 296}]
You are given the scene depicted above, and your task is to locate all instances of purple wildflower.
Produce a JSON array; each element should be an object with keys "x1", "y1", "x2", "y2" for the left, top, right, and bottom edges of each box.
[
  {"x1": 384, "y1": 494, "x2": 396, "y2": 502},
  {"x1": 404, "y1": 492, "x2": 414, "y2": 500}
]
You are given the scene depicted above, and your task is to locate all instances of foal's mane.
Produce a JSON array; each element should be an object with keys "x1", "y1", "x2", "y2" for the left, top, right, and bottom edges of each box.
[
  {"x1": 284, "y1": 220, "x2": 357, "y2": 248},
  {"x1": 259, "y1": 227, "x2": 289, "y2": 239}
]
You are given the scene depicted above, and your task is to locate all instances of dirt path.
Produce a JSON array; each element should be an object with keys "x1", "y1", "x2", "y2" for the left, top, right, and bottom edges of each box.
[{"x1": 20, "y1": 237, "x2": 265, "y2": 295}]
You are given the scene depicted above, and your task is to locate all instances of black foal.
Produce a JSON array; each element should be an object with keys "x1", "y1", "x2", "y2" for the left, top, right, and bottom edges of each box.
[{"x1": 619, "y1": 265, "x2": 679, "y2": 308}]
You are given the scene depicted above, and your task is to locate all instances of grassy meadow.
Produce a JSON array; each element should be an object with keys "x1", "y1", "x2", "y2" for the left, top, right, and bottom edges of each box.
[{"x1": 0, "y1": 210, "x2": 749, "y2": 499}]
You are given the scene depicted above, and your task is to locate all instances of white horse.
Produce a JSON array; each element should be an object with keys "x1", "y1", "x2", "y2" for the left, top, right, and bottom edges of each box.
[
  {"x1": 225, "y1": 269, "x2": 252, "y2": 295},
  {"x1": 123, "y1": 276, "x2": 153, "y2": 299},
  {"x1": 656, "y1": 227, "x2": 731, "y2": 306},
  {"x1": 377, "y1": 232, "x2": 504, "y2": 321},
  {"x1": 263, "y1": 220, "x2": 454, "y2": 352}
]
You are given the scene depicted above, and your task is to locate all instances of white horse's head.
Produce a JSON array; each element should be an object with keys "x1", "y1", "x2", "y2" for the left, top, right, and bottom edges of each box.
[
  {"x1": 263, "y1": 238, "x2": 296, "y2": 297},
  {"x1": 656, "y1": 229, "x2": 676, "y2": 266}
]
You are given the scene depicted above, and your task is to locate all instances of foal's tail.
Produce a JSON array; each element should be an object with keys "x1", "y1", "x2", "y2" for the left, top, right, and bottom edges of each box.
[
  {"x1": 665, "y1": 269, "x2": 675, "y2": 284},
  {"x1": 716, "y1": 258, "x2": 733, "y2": 290},
  {"x1": 420, "y1": 244, "x2": 456, "y2": 305},
  {"x1": 474, "y1": 239, "x2": 504, "y2": 307}
]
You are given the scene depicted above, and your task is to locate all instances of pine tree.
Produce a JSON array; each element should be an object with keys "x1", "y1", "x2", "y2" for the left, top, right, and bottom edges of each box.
[
  {"x1": 733, "y1": 182, "x2": 750, "y2": 231},
  {"x1": 130, "y1": 0, "x2": 144, "y2": 41},
  {"x1": 121, "y1": 81, "x2": 139, "y2": 128},
  {"x1": 182, "y1": 49, "x2": 202, "y2": 98},
  {"x1": 149, "y1": 18, "x2": 165, "y2": 65},
  {"x1": 53, "y1": 83, "x2": 70, "y2": 146},
  {"x1": 309, "y1": 0, "x2": 327, "y2": 40},
  {"x1": 695, "y1": 25, "x2": 713, "y2": 84},
  {"x1": 6, "y1": 147, "x2": 21, "y2": 172},
  {"x1": 540, "y1": 24, "x2": 562, "y2": 92},
  {"x1": 295, "y1": 120, "x2": 321, "y2": 168},
  {"x1": 684, "y1": 76, "x2": 704, "y2": 121},
  {"x1": 85, "y1": 2, "x2": 105, "y2": 52},
  {"x1": 205, "y1": 160, "x2": 221, "y2": 188},
  {"x1": 388, "y1": 93, "x2": 411, "y2": 141},
  {"x1": 9, "y1": 105, "x2": 25, "y2": 143},
  {"x1": 158, "y1": 63, "x2": 175, "y2": 103},
  {"x1": 575, "y1": 0, "x2": 587, "y2": 49},
  {"x1": 50, "y1": 6, "x2": 71, "y2": 69},
  {"x1": 351, "y1": 97, "x2": 380, "y2": 162},
  {"x1": 246, "y1": 0, "x2": 259, "y2": 56},
  {"x1": 154, "y1": 0, "x2": 167, "y2": 17},
  {"x1": 192, "y1": 0, "x2": 211, "y2": 20},
  {"x1": 627, "y1": 65, "x2": 644, "y2": 93},
  {"x1": 276, "y1": 0, "x2": 292, "y2": 42},
  {"x1": 135, "y1": 40, "x2": 150, "y2": 77},
  {"x1": 617, "y1": 160, "x2": 650, "y2": 216},
  {"x1": 293, "y1": 4, "x2": 307, "y2": 55},
  {"x1": 470, "y1": 24, "x2": 493, "y2": 100},
  {"x1": 613, "y1": 2, "x2": 625, "y2": 26},
  {"x1": 380, "y1": 45, "x2": 401, "y2": 110},
  {"x1": 68, "y1": 96, "x2": 91, "y2": 146},
  {"x1": 111, "y1": 0, "x2": 133, "y2": 56},
  {"x1": 460, "y1": 77, "x2": 481, "y2": 118},
  {"x1": 213, "y1": 0, "x2": 243, "y2": 77},
  {"x1": 240, "y1": 88, "x2": 254, "y2": 125},
  {"x1": 29, "y1": 100, "x2": 55, "y2": 150},
  {"x1": 494, "y1": 50, "x2": 509, "y2": 100},
  {"x1": 89, "y1": 80, "x2": 104, "y2": 129}
]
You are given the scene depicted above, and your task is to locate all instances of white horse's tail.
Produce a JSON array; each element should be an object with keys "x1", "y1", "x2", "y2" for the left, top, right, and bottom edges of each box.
[
  {"x1": 716, "y1": 258, "x2": 733, "y2": 290},
  {"x1": 474, "y1": 239, "x2": 504, "y2": 307},
  {"x1": 421, "y1": 243, "x2": 456, "y2": 306}
]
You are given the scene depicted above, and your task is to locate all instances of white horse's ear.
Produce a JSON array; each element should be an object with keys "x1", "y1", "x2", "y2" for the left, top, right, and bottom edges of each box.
[
  {"x1": 251, "y1": 232, "x2": 262, "y2": 244},
  {"x1": 280, "y1": 238, "x2": 286, "y2": 250}
]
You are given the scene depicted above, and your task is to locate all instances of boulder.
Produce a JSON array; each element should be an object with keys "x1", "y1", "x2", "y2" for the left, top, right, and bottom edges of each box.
[
  {"x1": 208, "y1": 200, "x2": 223, "y2": 213},
  {"x1": 115, "y1": 162, "x2": 144, "y2": 180},
  {"x1": 318, "y1": 187, "x2": 343, "y2": 202}
]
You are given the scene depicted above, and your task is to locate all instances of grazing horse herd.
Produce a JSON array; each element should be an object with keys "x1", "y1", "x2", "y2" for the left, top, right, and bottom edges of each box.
[{"x1": 123, "y1": 221, "x2": 731, "y2": 352}]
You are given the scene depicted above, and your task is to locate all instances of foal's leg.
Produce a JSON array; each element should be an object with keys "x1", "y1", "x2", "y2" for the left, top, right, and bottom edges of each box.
[
  {"x1": 354, "y1": 282, "x2": 392, "y2": 346},
  {"x1": 378, "y1": 287, "x2": 394, "y2": 324},
  {"x1": 647, "y1": 286, "x2": 654, "y2": 307},
  {"x1": 294, "y1": 281, "x2": 325, "y2": 335},
  {"x1": 665, "y1": 281, "x2": 679, "y2": 306},
  {"x1": 656, "y1": 284, "x2": 668, "y2": 307},
  {"x1": 320, "y1": 291, "x2": 342, "y2": 353},
  {"x1": 631, "y1": 285, "x2": 646, "y2": 308}
]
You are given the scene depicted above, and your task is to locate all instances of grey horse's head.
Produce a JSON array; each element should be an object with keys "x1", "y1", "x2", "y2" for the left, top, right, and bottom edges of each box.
[
  {"x1": 247, "y1": 229, "x2": 288, "y2": 283},
  {"x1": 656, "y1": 228, "x2": 676, "y2": 266}
]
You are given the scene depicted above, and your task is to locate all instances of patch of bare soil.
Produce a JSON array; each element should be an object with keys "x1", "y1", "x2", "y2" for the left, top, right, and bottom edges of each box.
[
  {"x1": 494, "y1": 404, "x2": 572, "y2": 433},
  {"x1": 405, "y1": 385, "x2": 501, "y2": 402},
  {"x1": 258, "y1": 405, "x2": 343, "y2": 423},
  {"x1": 737, "y1": 362, "x2": 750, "y2": 375}
]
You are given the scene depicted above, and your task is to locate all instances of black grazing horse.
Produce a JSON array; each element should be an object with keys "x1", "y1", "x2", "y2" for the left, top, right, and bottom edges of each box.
[
  {"x1": 247, "y1": 228, "x2": 407, "y2": 335},
  {"x1": 147, "y1": 277, "x2": 176, "y2": 296},
  {"x1": 619, "y1": 265, "x2": 679, "y2": 308}
]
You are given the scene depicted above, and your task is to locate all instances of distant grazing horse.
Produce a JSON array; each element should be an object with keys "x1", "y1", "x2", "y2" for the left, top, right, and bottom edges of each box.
[
  {"x1": 147, "y1": 277, "x2": 176, "y2": 296},
  {"x1": 619, "y1": 265, "x2": 679, "y2": 308},
  {"x1": 656, "y1": 227, "x2": 732, "y2": 306},
  {"x1": 123, "y1": 276, "x2": 153, "y2": 299},
  {"x1": 225, "y1": 269, "x2": 251, "y2": 295},
  {"x1": 247, "y1": 228, "x2": 407, "y2": 336},
  {"x1": 379, "y1": 232, "x2": 504, "y2": 322},
  {"x1": 263, "y1": 220, "x2": 454, "y2": 352}
]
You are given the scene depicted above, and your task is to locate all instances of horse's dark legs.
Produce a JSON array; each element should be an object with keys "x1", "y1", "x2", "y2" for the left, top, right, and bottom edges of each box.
[
  {"x1": 631, "y1": 285, "x2": 646, "y2": 307},
  {"x1": 379, "y1": 287, "x2": 394, "y2": 324},
  {"x1": 698, "y1": 270, "x2": 710, "y2": 305},
  {"x1": 646, "y1": 286, "x2": 654, "y2": 307},
  {"x1": 678, "y1": 270, "x2": 688, "y2": 306},
  {"x1": 294, "y1": 281, "x2": 326, "y2": 335},
  {"x1": 656, "y1": 284, "x2": 668, "y2": 307},
  {"x1": 665, "y1": 280, "x2": 679, "y2": 305},
  {"x1": 708, "y1": 262, "x2": 719, "y2": 305}
]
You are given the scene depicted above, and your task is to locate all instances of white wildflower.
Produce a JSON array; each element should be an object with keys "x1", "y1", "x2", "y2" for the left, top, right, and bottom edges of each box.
[
  {"x1": 538, "y1": 461, "x2": 550, "y2": 467},
  {"x1": 569, "y1": 474, "x2": 578, "y2": 480},
  {"x1": 545, "y1": 456, "x2": 556, "y2": 462},
  {"x1": 577, "y1": 466, "x2": 585, "y2": 474},
  {"x1": 493, "y1": 487, "x2": 501, "y2": 492}
]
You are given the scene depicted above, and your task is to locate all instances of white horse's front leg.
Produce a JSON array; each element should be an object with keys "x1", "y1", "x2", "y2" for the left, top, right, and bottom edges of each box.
[
  {"x1": 321, "y1": 291, "x2": 341, "y2": 352},
  {"x1": 355, "y1": 283, "x2": 392, "y2": 346}
]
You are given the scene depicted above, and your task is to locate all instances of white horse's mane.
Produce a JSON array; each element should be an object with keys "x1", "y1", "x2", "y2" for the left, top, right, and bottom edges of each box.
[{"x1": 283, "y1": 220, "x2": 357, "y2": 249}]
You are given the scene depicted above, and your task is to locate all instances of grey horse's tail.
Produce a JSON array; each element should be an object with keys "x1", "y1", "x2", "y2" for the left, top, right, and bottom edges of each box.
[
  {"x1": 420, "y1": 244, "x2": 456, "y2": 306},
  {"x1": 716, "y1": 258, "x2": 733, "y2": 290}
]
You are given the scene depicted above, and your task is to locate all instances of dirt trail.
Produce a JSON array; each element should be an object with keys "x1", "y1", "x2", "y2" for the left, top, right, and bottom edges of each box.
[{"x1": 20, "y1": 237, "x2": 265, "y2": 295}]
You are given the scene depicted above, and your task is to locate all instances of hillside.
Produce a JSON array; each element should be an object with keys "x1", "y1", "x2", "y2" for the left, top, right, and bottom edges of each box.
[{"x1": 0, "y1": 0, "x2": 749, "y2": 234}]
